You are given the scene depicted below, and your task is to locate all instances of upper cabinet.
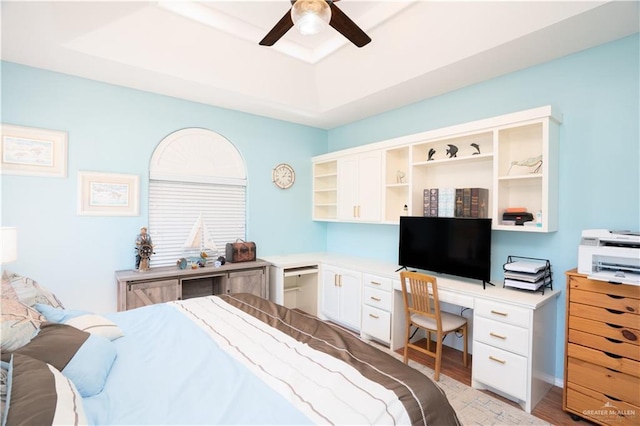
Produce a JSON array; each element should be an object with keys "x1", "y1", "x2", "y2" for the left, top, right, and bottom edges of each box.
[
  {"x1": 338, "y1": 152, "x2": 382, "y2": 222},
  {"x1": 312, "y1": 106, "x2": 562, "y2": 232}
]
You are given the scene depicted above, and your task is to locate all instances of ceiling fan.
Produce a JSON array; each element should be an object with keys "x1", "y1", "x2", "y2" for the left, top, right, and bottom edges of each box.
[{"x1": 259, "y1": 0, "x2": 371, "y2": 48}]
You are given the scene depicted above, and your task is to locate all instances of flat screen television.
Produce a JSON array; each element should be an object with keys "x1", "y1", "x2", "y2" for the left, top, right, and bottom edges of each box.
[{"x1": 398, "y1": 216, "x2": 492, "y2": 285}]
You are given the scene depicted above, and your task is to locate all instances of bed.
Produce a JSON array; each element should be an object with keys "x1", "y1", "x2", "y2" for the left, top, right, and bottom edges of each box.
[{"x1": 1, "y1": 272, "x2": 460, "y2": 425}]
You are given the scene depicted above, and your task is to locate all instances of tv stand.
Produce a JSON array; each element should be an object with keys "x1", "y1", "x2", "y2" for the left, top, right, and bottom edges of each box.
[
  {"x1": 394, "y1": 265, "x2": 408, "y2": 272},
  {"x1": 482, "y1": 280, "x2": 496, "y2": 289}
]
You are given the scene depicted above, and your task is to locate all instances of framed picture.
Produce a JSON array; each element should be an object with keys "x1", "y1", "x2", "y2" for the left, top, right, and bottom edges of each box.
[
  {"x1": 77, "y1": 171, "x2": 140, "y2": 216},
  {"x1": 1, "y1": 124, "x2": 68, "y2": 177}
]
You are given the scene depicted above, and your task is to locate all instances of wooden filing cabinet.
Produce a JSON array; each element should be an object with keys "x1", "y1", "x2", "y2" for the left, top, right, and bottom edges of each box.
[
  {"x1": 563, "y1": 269, "x2": 640, "y2": 426},
  {"x1": 360, "y1": 273, "x2": 393, "y2": 344}
]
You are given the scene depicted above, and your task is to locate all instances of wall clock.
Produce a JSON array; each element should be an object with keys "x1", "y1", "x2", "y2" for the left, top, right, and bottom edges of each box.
[{"x1": 272, "y1": 163, "x2": 295, "y2": 189}]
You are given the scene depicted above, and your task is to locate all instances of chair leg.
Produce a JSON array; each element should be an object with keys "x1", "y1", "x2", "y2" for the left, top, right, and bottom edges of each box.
[
  {"x1": 426, "y1": 330, "x2": 431, "y2": 352},
  {"x1": 434, "y1": 333, "x2": 443, "y2": 382},
  {"x1": 403, "y1": 322, "x2": 411, "y2": 364},
  {"x1": 462, "y1": 323, "x2": 468, "y2": 367}
]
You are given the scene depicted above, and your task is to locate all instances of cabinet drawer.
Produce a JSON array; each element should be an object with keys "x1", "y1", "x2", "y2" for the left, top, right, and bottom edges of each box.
[
  {"x1": 570, "y1": 288, "x2": 640, "y2": 314},
  {"x1": 362, "y1": 305, "x2": 391, "y2": 343},
  {"x1": 569, "y1": 315, "x2": 640, "y2": 349},
  {"x1": 567, "y1": 342, "x2": 640, "y2": 378},
  {"x1": 565, "y1": 382, "x2": 639, "y2": 426},
  {"x1": 472, "y1": 341, "x2": 527, "y2": 400},
  {"x1": 474, "y1": 316, "x2": 529, "y2": 356},
  {"x1": 474, "y1": 299, "x2": 529, "y2": 328},
  {"x1": 362, "y1": 273, "x2": 393, "y2": 292},
  {"x1": 363, "y1": 286, "x2": 392, "y2": 311},
  {"x1": 567, "y1": 356, "x2": 640, "y2": 406},
  {"x1": 569, "y1": 329, "x2": 640, "y2": 362},
  {"x1": 569, "y1": 274, "x2": 640, "y2": 299},
  {"x1": 570, "y1": 302, "x2": 638, "y2": 329}
]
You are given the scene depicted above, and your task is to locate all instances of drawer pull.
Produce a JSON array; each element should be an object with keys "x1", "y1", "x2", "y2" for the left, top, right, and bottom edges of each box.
[
  {"x1": 606, "y1": 294, "x2": 625, "y2": 300},
  {"x1": 606, "y1": 322, "x2": 623, "y2": 329},
  {"x1": 604, "y1": 351, "x2": 623, "y2": 359},
  {"x1": 605, "y1": 337, "x2": 623, "y2": 344},
  {"x1": 604, "y1": 394, "x2": 622, "y2": 402},
  {"x1": 489, "y1": 332, "x2": 506, "y2": 340},
  {"x1": 370, "y1": 296, "x2": 381, "y2": 302},
  {"x1": 369, "y1": 313, "x2": 379, "y2": 319},
  {"x1": 606, "y1": 308, "x2": 624, "y2": 315},
  {"x1": 489, "y1": 356, "x2": 506, "y2": 364},
  {"x1": 622, "y1": 329, "x2": 637, "y2": 341},
  {"x1": 490, "y1": 310, "x2": 508, "y2": 317},
  {"x1": 370, "y1": 281, "x2": 382, "y2": 286}
]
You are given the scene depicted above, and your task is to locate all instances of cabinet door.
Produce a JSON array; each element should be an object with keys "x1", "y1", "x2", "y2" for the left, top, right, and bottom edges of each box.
[
  {"x1": 337, "y1": 152, "x2": 382, "y2": 222},
  {"x1": 126, "y1": 279, "x2": 180, "y2": 310},
  {"x1": 357, "y1": 151, "x2": 382, "y2": 222},
  {"x1": 227, "y1": 268, "x2": 266, "y2": 298},
  {"x1": 321, "y1": 266, "x2": 341, "y2": 320},
  {"x1": 338, "y1": 268, "x2": 362, "y2": 330}
]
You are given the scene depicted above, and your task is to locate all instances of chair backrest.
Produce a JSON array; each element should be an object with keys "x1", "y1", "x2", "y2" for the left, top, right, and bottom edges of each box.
[{"x1": 400, "y1": 271, "x2": 442, "y2": 331}]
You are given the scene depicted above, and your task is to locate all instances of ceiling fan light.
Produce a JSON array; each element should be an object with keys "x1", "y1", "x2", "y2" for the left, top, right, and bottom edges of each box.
[{"x1": 291, "y1": 0, "x2": 331, "y2": 35}]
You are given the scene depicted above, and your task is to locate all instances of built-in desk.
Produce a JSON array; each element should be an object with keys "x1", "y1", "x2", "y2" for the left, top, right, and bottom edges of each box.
[{"x1": 263, "y1": 253, "x2": 559, "y2": 413}]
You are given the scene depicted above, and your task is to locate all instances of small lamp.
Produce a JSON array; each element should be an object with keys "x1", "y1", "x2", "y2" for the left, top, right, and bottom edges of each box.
[
  {"x1": 1, "y1": 227, "x2": 17, "y2": 264},
  {"x1": 291, "y1": 0, "x2": 331, "y2": 35}
]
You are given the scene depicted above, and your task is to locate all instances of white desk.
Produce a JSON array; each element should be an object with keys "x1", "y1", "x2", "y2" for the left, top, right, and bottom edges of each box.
[{"x1": 262, "y1": 253, "x2": 559, "y2": 413}]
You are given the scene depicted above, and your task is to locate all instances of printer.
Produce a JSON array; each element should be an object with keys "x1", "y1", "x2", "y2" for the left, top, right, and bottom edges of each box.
[{"x1": 578, "y1": 229, "x2": 640, "y2": 286}]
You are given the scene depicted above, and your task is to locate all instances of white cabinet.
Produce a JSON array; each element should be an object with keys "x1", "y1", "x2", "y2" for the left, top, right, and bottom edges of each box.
[
  {"x1": 337, "y1": 151, "x2": 382, "y2": 222},
  {"x1": 312, "y1": 105, "x2": 562, "y2": 233},
  {"x1": 320, "y1": 265, "x2": 362, "y2": 331},
  {"x1": 269, "y1": 265, "x2": 318, "y2": 316},
  {"x1": 471, "y1": 296, "x2": 557, "y2": 413},
  {"x1": 360, "y1": 273, "x2": 393, "y2": 344}
]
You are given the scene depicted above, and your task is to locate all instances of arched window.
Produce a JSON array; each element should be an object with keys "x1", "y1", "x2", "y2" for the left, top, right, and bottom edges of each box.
[{"x1": 148, "y1": 128, "x2": 246, "y2": 267}]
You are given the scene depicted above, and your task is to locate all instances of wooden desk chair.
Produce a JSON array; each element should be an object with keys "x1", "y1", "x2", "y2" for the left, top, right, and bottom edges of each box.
[{"x1": 399, "y1": 271, "x2": 468, "y2": 381}]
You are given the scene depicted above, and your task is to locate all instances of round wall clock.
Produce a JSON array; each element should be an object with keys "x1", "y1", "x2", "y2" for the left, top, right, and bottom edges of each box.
[{"x1": 272, "y1": 163, "x2": 295, "y2": 189}]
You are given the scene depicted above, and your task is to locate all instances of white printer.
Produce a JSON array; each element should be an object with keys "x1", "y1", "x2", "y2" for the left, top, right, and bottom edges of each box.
[{"x1": 578, "y1": 229, "x2": 640, "y2": 286}]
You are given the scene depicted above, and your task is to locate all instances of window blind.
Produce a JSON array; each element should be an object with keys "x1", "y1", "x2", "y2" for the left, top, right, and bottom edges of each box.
[{"x1": 148, "y1": 180, "x2": 246, "y2": 267}]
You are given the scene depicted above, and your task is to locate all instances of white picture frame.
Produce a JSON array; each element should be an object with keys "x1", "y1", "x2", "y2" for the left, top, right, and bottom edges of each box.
[
  {"x1": 77, "y1": 171, "x2": 140, "y2": 216},
  {"x1": 1, "y1": 124, "x2": 68, "y2": 177}
]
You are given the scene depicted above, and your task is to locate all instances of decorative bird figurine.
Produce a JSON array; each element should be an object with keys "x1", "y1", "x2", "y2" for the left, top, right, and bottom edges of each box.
[
  {"x1": 471, "y1": 143, "x2": 481, "y2": 155},
  {"x1": 427, "y1": 148, "x2": 436, "y2": 161},
  {"x1": 446, "y1": 144, "x2": 458, "y2": 158},
  {"x1": 508, "y1": 154, "x2": 543, "y2": 174}
]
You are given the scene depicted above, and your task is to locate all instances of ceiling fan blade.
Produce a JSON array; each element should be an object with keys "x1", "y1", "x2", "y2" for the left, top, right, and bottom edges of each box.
[
  {"x1": 328, "y1": 2, "x2": 371, "y2": 48},
  {"x1": 259, "y1": 8, "x2": 294, "y2": 46}
]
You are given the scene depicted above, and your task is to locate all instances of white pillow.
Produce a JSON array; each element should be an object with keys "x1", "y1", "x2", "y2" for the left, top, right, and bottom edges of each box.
[{"x1": 64, "y1": 314, "x2": 124, "y2": 341}]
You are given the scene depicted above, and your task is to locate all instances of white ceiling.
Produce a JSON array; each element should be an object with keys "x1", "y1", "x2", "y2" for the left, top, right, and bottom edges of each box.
[{"x1": 2, "y1": 1, "x2": 638, "y2": 129}]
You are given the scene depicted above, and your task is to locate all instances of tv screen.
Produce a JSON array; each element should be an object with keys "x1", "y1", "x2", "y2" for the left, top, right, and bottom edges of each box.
[{"x1": 398, "y1": 216, "x2": 492, "y2": 283}]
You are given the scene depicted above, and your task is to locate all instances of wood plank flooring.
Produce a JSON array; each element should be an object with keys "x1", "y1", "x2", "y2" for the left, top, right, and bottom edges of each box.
[{"x1": 400, "y1": 340, "x2": 593, "y2": 426}]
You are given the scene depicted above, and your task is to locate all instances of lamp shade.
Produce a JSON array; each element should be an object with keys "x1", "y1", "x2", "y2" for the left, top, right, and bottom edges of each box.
[
  {"x1": 1, "y1": 227, "x2": 17, "y2": 264},
  {"x1": 291, "y1": 0, "x2": 331, "y2": 35}
]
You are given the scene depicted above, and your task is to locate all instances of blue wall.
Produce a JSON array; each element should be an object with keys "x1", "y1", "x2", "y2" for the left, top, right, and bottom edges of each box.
[
  {"x1": 1, "y1": 35, "x2": 638, "y2": 382},
  {"x1": 325, "y1": 34, "x2": 639, "y2": 379},
  {"x1": 1, "y1": 63, "x2": 328, "y2": 311}
]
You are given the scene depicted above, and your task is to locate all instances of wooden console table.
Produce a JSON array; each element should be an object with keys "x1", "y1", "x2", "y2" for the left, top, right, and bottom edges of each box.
[{"x1": 116, "y1": 259, "x2": 270, "y2": 311}]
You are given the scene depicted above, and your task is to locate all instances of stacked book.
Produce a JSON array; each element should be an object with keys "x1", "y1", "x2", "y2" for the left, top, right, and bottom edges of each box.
[
  {"x1": 503, "y1": 258, "x2": 552, "y2": 292},
  {"x1": 423, "y1": 187, "x2": 489, "y2": 218}
]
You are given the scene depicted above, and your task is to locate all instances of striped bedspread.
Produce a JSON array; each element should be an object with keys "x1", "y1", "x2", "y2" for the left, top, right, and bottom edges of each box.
[{"x1": 174, "y1": 293, "x2": 459, "y2": 426}]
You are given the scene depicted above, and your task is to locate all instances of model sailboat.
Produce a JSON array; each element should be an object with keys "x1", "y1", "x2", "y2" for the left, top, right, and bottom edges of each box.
[{"x1": 183, "y1": 213, "x2": 219, "y2": 259}]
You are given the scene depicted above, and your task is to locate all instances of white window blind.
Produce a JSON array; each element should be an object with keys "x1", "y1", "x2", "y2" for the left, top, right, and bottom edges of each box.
[{"x1": 148, "y1": 180, "x2": 246, "y2": 267}]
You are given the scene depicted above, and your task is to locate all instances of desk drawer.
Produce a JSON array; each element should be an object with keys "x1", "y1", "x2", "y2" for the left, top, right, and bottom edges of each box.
[
  {"x1": 363, "y1": 273, "x2": 393, "y2": 292},
  {"x1": 567, "y1": 342, "x2": 640, "y2": 378},
  {"x1": 363, "y1": 286, "x2": 392, "y2": 311},
  {"x1": 472, "y1": 341, "x2": 527, "y2": 400},
  {"x1": 474, "y1": 316, "x2": 529, "y2": 356},
  {"x1": 362, "y1": 305, "x2": 391, "y2": 343},
  {"x1": 474, "y1": 299, "x2": 530, "y2": 328},
  {"x1": 569, "y1": 315, "x2": 640, "y2": 349},
  {"x1": 569, "y1": 275, "x2": 640, "y2": 299}
]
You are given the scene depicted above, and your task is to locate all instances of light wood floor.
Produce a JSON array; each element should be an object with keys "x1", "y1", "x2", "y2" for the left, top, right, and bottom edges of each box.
[{"x1": 400, "y1": 339, "x2": 591, "y2": 426}]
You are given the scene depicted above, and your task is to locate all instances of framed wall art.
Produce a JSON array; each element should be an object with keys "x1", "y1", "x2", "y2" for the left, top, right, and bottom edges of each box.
[
  {"x1": 77, "y1": 171, "x2": 140, "y2": 216},
  {"x1": 1, "y1": 124, "x2": 68, "y2": 177}
]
